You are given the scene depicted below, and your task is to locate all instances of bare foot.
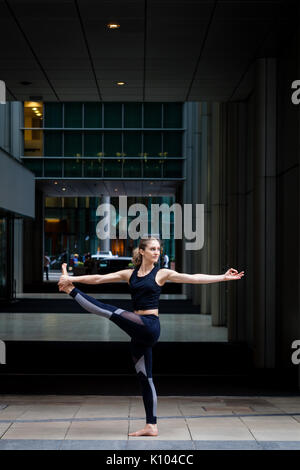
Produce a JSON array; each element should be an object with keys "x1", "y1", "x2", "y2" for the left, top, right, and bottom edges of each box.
[
  {"x1": 61, "y1": 263, "x2": 68, "y2": 276},
  {"x1": 128, "y1": 423, "x2": 158, "y2": 437},
  {"x1": 58, "y1": 263, "x2": 74, "y2": 294}
]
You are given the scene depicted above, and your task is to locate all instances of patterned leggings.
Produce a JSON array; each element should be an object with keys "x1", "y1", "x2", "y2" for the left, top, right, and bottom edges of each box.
[{"x1": 69, "y1": 287, "x2": 161, "y2": 424}]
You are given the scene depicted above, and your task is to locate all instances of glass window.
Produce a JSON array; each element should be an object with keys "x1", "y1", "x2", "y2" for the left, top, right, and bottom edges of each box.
[
  {"x1": 44, "y1": 159, "x2": 63, "y2": 177},
  {"x1": 64, "y1": 132, "x2": 82, "y2": 157},
  {"x1": 163, "y1": 103, "x2": 182, "y2": 128},
  {"x1": 64, "y1": 103, "x2": 82, "y2": 128},
  {"x1": 163, "y1": 159, "x2": 182, "y2": 178},
  {"x1": 123, "y1": 160, "x2": 142, "y2": 178},
  {"x1": 104, "y1": 103, "x2": 122, "y2": 128},
  {"x1": 44, "y1": 103, "x2": 63, "y2": 128},
  {"x1": 123, "y1": 132, "x2": 141, "y2": 157},
  {"x1": 144, "y1": 103, "x2": 162, "y2": 128},
  {"x1": 143, "y1": 132, "x2": 162, "y2": 157},
  {"x1": 124, "y1": 103, "x2": 142, "y2": 128},
  {"x1": 84, "y1": 103, "x2": 102, "y2": 128},
  {"x1": 84, "y1": 132, "x2": 102, "y2": 157},
  {"x1": 23, "y1": 159, "x2": 43, "y2": 177},
  {"x1": 44, "y1": 132, "x2": 62, "y2": 156},
  {"x1": 103, "y1": 159, "x2": 122, "y2": 177},
  {"x1": 104, "y1": 132, "x2": 122, "y2": 157},
  {"x1": 163, "y1": 132, "x2": 182, "y2": 157},
  {"x1": 143, "y1": 160, "x2": 162, "y2": 178},
  {"x1": 64, "y1": 159, "x2": 82, "y2": 177},
  {"x1": 84, "y1": 159, "x2": 103, "y2": 177}
]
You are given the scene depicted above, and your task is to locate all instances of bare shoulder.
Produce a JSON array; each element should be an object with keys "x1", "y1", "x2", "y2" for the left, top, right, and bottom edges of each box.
[
  {"x1": 120, "y1": 268, "x2": 134, "y2": 282},
  {"x1": 156, "y1": 268, "x2": 173, "y2": 285}
]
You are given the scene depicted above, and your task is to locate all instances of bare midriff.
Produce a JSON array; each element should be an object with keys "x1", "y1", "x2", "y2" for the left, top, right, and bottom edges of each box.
[{"x1": 134, "y1": 309, "x2": 159, "y2": 317}]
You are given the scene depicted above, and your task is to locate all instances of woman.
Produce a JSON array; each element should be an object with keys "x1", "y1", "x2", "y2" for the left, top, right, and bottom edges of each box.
[{"x1": 58, "y1": 236, "x2": 244, "y2": 437}]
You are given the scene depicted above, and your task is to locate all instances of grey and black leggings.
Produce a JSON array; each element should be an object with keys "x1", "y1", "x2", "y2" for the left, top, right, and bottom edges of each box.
[{"x1": 69, "y1": 287, "x2": 161, "y2": 424}]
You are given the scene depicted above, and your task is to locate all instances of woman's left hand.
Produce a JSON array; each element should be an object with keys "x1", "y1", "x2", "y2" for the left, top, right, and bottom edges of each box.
[{"x1": 224, "y1": 268, "x2": 244, "y2": 281}]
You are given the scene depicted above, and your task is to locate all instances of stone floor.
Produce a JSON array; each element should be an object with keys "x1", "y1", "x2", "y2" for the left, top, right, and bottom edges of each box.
[{"x1": 1, "y1": 395, "x2": 300, "y2": 449}]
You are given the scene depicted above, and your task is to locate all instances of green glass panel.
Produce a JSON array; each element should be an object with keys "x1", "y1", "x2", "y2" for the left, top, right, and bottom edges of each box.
[
  {"x1": 44, "y1": 103, "x2": 63, "y2": 128},
  {"x1": 123, "y1": 132, "x2": 141, "y2": 157},
  {"x1": 64, "y1": 132, "x2": 82, "y2": 157},
  {"x1": 123, "y1": 160, "x2": 141, "y2": 177},
  {"x1": 143, "y1": 160, "x2": 162, "y2": 178},
  {"x1": 84, "y1": 159, "x2": 103, "y2": 177},
  {"x1": 104, "y1": 103, "x2": 122, "y2": 128},
  {"x1": 163, "y1": 103, "x2": 182, "y2": 128},
  {"x1": 64, "y1": 159, "x2": 82, "y2": 177},
  {"x1": 104, "y1": 132, "x2": 122, "y2": 157},
  {"x1": 103, "y1": 159, "x2": 122, "y2": 177},
  {"x1": 144, "y1": 103, "x2": 162, "y2": 128},
  {"x1": 143, "y1": 132, "x2": 162, "y2": 157},
  {"x1": 64, "y1": 103, "x2": 82, "y2": 128},
  {"x1": 163, "y1": 159, "x2": 182, "y2": 178},
  {"x1": 163, "y1": 132, "x2": 182, "y2": 157},
  {"x1": 84, "y1": 132, "x2": 102, "y2": 157},
  {"x1": 44, "y1": 159, "x2": 63, "y2": 177},
  {"x1": 44, "y1": 132, "x2": 62, "y2": 156},
  {"x1": 124, "y1": 103, "x2": 142, "y2": 128},
  {"x1": 84, "y1": 103, "x2": 102, "y2": 128},
  {"x1": 23, "y1": 159, "x2": 43, "y2": 177}
]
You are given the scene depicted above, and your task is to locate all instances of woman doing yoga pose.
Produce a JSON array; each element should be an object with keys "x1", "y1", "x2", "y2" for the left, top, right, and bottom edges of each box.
[{"x1": 57, "y1": 236, "x2": 244, "y2": 437}]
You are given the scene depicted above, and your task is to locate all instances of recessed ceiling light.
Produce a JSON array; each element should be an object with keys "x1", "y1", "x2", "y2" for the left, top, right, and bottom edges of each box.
[
  {"x1": 54, "y1": 181, "x2": 58, "y2": 185},
  {"x1": 62, "y1": 187, "x2": 66, "y2": 191},
  {"x1": 114, "y1": 188, "x2": 118, "y2": 192},
  {"x1": 107, "y1": 23, "x2": 120, "y2": 29},
  {"x1": 117, "y1": 82, "x2": 125, "y2": 86}
]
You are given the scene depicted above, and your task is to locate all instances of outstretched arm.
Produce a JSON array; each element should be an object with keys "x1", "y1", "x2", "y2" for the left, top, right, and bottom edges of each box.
[
  {"x1": 161, "y1": 267, "x2": 244, "y2": 284},
  {"x1": 58, "y1": 263, "x2": 131, "y2": 288}
]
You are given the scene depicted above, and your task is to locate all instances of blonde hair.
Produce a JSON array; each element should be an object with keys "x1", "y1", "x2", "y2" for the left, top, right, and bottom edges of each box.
[{"x1": 131, "y1": 236, "x2": 161, "y2": 267}]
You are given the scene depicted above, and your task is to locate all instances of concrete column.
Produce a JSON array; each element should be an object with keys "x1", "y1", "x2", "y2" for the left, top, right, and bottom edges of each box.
[
  {"x1": 198, "y1": 102, "x2": 211, "y2": 312},
  {"x1": 252, "y1": 58, "x2": 277, "y2": 367},
  {"x1": 210, "y1": 102, "x2": 227, "y2": 326},
  {"x1": 10, "y1": 102, "x2": 23, "y2": 160},
  {"x1": 23, "y1": 189, "x2": 44, "y2": 289},
  {"x1": 14, "y1": 218, "x2": 23, "y2": 294}
]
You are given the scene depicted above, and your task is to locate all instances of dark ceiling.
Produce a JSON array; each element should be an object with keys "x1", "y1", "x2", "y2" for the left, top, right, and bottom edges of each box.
[{"x1": 0, "y1": 0, "x2": 296, "y2": 103}]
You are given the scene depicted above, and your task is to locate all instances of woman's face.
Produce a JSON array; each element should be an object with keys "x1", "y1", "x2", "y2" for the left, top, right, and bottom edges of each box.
[{"x1": 140, "y1": 240, "x2": 161, "y2": 263}]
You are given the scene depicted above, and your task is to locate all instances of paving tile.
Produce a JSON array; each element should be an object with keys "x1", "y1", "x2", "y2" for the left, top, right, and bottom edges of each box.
[
  {"x1": 65, "y1": 419, "x2": 128, "y2": 440},
  {"x1": 0, "y1": 439, "x2": 62, "y2": 450},
  {"x1": 0, "y1": 405, "x2": 31, "y2": 420},
  {"x1": 260, "y1": 441, "x2": 300, "y2": 450},
  {"x1": 1, "y1": 421, "x2": 70, "y2": 440},
  {"x1": 240, "y1": 415, "x2": 300, "y2": 441},
  {"x1": 75, "y1": 403, "x2": 129, "y2": 419},
  {"x1": 20, "y1": 404, "x2": 80, "y2": 420},
  {"x1": 194, "y1": 440, "x2": 263, "y2": 450},
  {"x1": 0, "y1": 422, "x2": 12, "y2": 437},
  {"x1": 127, "y1": 440, "x2": 196, "y2": 450},
  {"x1": 60, "y1": 440, "x2": 127, "y2": 450},
  {"x1": 187, "y1": 417, "x2": 255, "y2": 441}
]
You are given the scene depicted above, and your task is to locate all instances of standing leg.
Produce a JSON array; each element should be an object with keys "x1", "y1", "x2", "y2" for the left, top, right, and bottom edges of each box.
[{"x1": 128, "y1": 340, "x2": 158, "y2": 437}]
